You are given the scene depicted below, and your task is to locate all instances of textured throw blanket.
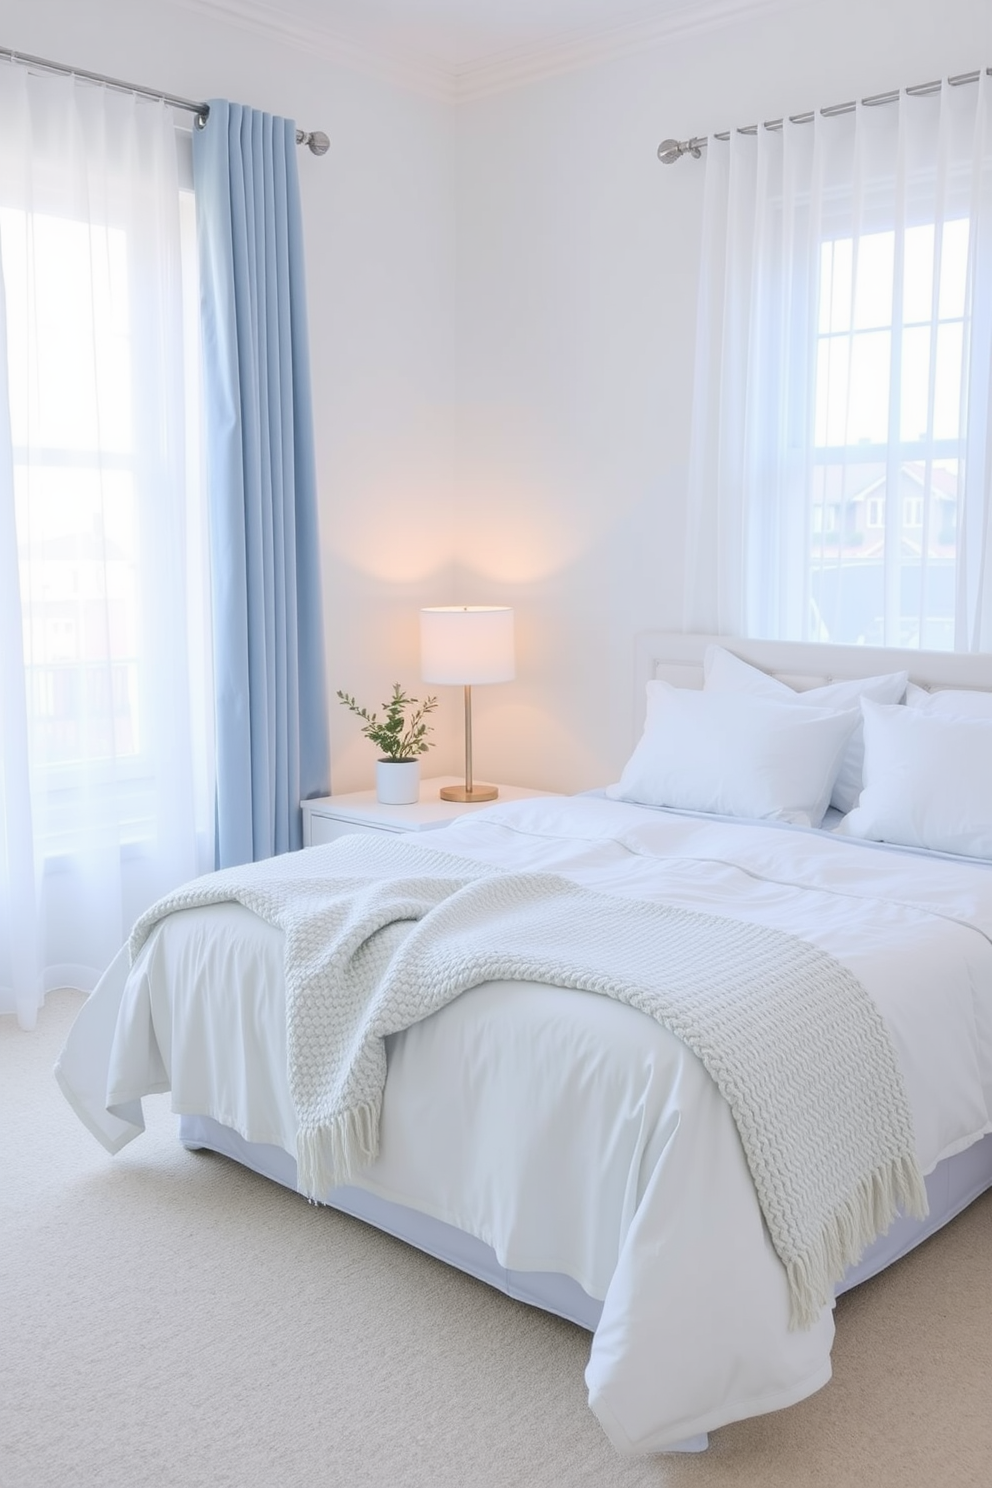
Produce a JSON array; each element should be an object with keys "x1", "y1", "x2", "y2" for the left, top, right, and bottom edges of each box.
[{"x1": 129, "y1": 833, "x2": 927, "y2": 1329}]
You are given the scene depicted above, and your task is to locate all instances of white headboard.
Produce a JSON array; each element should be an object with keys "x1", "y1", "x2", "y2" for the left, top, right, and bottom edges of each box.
[{"x1": 633, "y1": 632, "x2": 992, "y2": 738}]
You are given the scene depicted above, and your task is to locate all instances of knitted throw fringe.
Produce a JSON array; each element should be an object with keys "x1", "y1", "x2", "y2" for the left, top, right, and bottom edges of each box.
[
  {"x1": 786, "y1": 1155, "x2": 928, "y2": 1329},
  {"x1": 129, "y1": 833, "x2": 929, "y2": 1333},
  {"x1": 297, "y1": 1102, "x2": 380, "y2": 1201}
]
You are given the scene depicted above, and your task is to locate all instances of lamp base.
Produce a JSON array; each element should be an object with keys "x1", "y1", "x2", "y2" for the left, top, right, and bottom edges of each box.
[{"x1": 439, "y1": 783, "x2": 498, "y2": 803}]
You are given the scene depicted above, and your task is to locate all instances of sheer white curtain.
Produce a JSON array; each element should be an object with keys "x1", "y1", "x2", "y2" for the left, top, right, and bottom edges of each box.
[
  {"x1": 685, "y1": 74, "x2": 992, "y2": 652},
  {"x1": 0, "y1": 66, "x2": 213, "y2": 1030}
]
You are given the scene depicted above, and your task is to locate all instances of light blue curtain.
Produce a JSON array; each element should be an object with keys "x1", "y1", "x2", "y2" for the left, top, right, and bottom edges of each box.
[{"x1": 193, "y1": 100, "x2": 330, "y2": 867}]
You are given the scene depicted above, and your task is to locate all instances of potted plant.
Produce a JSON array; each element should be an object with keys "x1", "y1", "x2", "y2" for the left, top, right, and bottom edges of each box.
[{"x1": 336, "y1": 684, "x2": 438, "y2": 804}]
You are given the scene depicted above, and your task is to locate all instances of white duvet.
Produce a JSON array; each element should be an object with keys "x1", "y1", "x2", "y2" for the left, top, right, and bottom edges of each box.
[{"x1": 56, "y1": 795, "x2": 992, "y2": 1454}]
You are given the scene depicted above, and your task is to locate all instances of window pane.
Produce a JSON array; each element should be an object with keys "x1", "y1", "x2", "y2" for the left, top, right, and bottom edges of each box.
[
  {"x1": 0, "y1": 209, "x2": 131, "y2": 455},
  {"x1": 847, "y1": 329, "x2": 891, "y2": 442},
  {"x1": 900, "y1": 324, "x2": 931, "y2": 442},
  {"x1": 903, "y1": 224, "x2": 935, "y2": 325},
  {"x1": 939, "y1": 218, "x2": 970, "y2": 320},
  {"x1": 927, "y1": 457, "x2": 960, "y2": 550},
  {"x1": 810, "y1": 460, "x2": 885, "y2": 643},
  {"x1": 819, "y1": 238, "x2": 853, "y2": 334},
  {"x1": 853, "y1": 231, "x2": 894, "y2": 331},
  {"x1": 815, "y1": 337, "x2": 849, "y2": 445},
  {"x1": 809, "y1": 458, "x2": 958, "y2": 649},
  {"x1": 902, "y1": 220, "x2": 970, "y2": 327},
  {"x1": 815, "y1": 329, "x2": 892, "y2": 447},
  {"x1": 14, "y1": 464, "x2": 140, "y2": 764},
  {"x1": 933, "y1": 321, "x2": 964, "y2": 440}
]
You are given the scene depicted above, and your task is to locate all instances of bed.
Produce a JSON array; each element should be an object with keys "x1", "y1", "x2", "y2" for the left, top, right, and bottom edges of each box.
[{"x1": 56, "y1": 632, "x2": 992, "y2": 1456}]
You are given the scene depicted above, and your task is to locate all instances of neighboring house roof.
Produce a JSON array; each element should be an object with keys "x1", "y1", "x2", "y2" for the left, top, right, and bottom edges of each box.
[
  {"x1": 814, "y1": 463, "x2": 958, "y2": 507},
  {"x1": 902, "y1": 461, "x2": 959, "y2": 496}
]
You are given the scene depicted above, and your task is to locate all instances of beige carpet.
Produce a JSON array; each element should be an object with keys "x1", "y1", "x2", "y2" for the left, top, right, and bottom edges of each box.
[{"x1": 1, "y1": 991, "x2": 990, "y2": 1488}]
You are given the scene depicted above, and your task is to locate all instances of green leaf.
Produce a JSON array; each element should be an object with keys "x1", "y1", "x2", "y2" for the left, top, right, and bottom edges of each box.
[{"x1": 336, "y1": 683, "x2": 437, "y2": 760}]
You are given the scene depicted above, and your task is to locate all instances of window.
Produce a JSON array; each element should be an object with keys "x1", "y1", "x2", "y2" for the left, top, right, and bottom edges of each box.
[
  {"x1": 684, "y1": 82, "x2": 992, "y2": 653},
  {"x1": 0, "y1": 73, "x2": 215, "y2": 1024},
  {"x1": 3, "y1": 210, "x2": 141, "y2": 765},
  {"x1": 811, "y1": 221, "x2": 968, "y2": 649},
  {"x1": 1, "y1": 184, "x2": 208, "y2": 846}
]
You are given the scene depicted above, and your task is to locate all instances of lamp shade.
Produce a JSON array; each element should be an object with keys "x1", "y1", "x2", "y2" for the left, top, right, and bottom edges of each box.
[{"x1": 420, "y1": 606, "x2": 515, "y2": 685}]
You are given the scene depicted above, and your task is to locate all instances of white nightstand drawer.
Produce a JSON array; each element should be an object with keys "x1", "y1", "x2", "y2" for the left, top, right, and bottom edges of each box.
[{"x1": 309, "y1": 814, "x2": 405, "y2": 847}]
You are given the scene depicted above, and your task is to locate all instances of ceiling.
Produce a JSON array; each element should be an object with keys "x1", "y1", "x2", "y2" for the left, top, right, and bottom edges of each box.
[
  {"x1": 181, "y1": 0, "x2": 776, "y2": 98},
  {"x1": 235, "y1": 0, "x2": 712, "y2": 69}
]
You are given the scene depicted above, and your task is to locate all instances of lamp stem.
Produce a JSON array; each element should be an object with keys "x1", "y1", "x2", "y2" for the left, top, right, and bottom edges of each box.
[{"x1": 438, "y1": 681, "x2": 497, "y2": 803}]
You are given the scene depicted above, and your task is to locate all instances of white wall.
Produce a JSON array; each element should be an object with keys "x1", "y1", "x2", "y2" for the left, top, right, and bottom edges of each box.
[
  {"x1": 1, "y1": 0, "x2": 462, "y2": 793},
  {"x1": 454, "y1": 0, "x2": 992, "y2": 792}
]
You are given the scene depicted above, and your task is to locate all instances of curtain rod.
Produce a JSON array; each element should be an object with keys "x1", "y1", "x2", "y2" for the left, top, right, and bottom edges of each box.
[
  {"x1": 657, "y1": 66, "x2": 991, "y2": 165},
  {"x1": 0, "y1": 44, "x2": 329, "y2": 155}
]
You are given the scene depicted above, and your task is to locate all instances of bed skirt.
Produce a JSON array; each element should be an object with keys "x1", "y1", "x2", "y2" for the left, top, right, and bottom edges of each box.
[
  {"x1": 179, "y1": 1113, "x2": 992, "y2": 1308},
  {"x1": 179, "y1": 1113, "x2": 607, "y2": 1328}
]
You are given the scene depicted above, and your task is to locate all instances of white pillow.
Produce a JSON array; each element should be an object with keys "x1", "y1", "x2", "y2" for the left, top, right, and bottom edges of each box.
[
  {"x1": 839, "y1": 699, "x2": 992, "y2": 859},
  {"x1": 606, "y1": 682, "x2": 858, "y2": 827},
  {"x1": 905, "y1": 682, "x2": 992, "y2": 719},
  {"x1": 703, "y1": 646, "x2": 909, "y2": 813}
]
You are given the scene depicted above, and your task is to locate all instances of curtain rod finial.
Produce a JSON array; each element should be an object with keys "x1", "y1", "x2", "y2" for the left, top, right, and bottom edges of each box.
[
  {"x1": 657, "y1": 137, "x2": 704, "y2": 165},
  {"x1": 296, "y1": 129, "x2": 330, "y2": 156}
]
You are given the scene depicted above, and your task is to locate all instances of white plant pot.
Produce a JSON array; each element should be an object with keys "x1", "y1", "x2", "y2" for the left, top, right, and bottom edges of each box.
[{"x1": 376, "y1": 759, "x2": 420, "y2": 805}]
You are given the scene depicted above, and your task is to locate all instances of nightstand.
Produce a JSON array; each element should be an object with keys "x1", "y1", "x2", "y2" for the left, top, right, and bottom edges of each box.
[{"x1": 301, "y1": 776, "x2": 552, "y2": 847}]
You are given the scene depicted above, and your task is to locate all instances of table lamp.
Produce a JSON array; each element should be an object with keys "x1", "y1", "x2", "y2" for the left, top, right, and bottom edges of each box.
[{"x1": 420, "y1": 606, "x2": 515, "y2": 802}]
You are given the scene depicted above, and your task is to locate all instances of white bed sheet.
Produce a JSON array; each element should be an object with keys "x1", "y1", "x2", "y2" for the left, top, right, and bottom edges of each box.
[{"x1": 56, "y1": 796, "x2": 992, "y2": 1455}]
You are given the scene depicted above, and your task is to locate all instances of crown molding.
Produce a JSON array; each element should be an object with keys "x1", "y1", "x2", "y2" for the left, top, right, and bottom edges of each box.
[
  {"x1": 453, "y1": 0, "x2": 796, "y2": 102},
  {"x1": 169, "y1": 0, "x2": 796, "y2": 105},
  {"x1": 167, "y1": 0, "x2": 459, "y2": 101}
]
